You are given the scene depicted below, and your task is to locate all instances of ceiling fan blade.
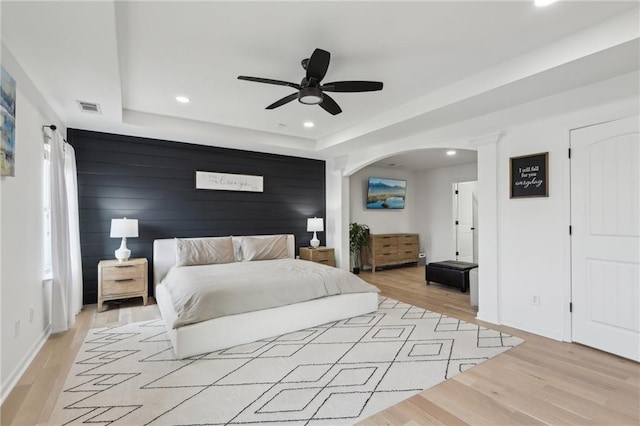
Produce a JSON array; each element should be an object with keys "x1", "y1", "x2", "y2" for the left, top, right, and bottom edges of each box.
[
  {"x1": 306, "y1": 48, "x2": 330, "y2": 84},
  {"x1": 319, "y1": 94, "x2": 342, "y2": 115},
  {"x1": 321, "y1": 81, "x2": 383, "y2": 92},
  {"x1": 266, "y1": 93, "x2": 299, "y2": 110},
  {"x1": 238, "y1": 76, "x2": 301, "y2": 90}
]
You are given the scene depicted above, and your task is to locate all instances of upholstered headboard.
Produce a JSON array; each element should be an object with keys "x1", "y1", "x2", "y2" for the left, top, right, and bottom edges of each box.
[{"x1": 152, "y1": 234, "x2": 296, "y2": 287}]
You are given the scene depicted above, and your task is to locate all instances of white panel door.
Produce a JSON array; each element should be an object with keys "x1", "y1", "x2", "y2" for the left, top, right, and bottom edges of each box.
[
  {"x1": 455, "y1": 181, "x2": 476, "y2": 263},
  {"x1": 571, "y1": 115, "x2": 640, "y2": 361}
]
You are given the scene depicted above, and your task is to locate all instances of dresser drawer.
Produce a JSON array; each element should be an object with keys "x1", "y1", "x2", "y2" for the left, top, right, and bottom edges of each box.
[
  {"x1": 398, "y1": 234, "x2": 418, "y2": 244},
  {"x1": 374, "y1": 252, "x2": 398, "y2": 264},
  {"x1": 312, "y1": 250, "x2": 334, "y2": 262},
  {"x1": 102, "y1": 277, "x2": 145, "y2": 296},
  {"x1": 315, "y1": 258, "x2": 336, "y2": 266},
  {"x1": 373, "y1": 236, "x2": 398, "y2": 252},
  {"x1": 398, "y1": 242, "x2": 419, "y2": 254},
  {"x1": 102, "y1": 264, "x2": 145, "y2": 281}
]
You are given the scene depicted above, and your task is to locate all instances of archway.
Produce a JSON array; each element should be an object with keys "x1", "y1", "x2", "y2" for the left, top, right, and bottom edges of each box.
[{"x1": 325, "y1": 133, "x2": 502, "y2": 325}]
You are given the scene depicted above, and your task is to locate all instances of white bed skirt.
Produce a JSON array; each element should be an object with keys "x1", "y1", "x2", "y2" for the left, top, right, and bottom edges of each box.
[{"x1": 156, "y1": 284, "x2": 379, "y2": 359}]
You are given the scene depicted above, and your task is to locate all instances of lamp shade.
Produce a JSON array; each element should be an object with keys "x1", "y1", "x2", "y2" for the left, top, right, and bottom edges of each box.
[
  {"x1": 110, "y1": 218, "x2": 139, "y2": 238},
  {"x1": 307, "y1": 217, "x2": 324, "y2": 232}
]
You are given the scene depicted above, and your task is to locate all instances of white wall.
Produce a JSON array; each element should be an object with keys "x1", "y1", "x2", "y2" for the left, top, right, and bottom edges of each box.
[
  {"x1": 1, "y1": 44, "x2": 63, "y2": 402},
  {"x1": 495, "y1": 120, "x2": 568, "y2": 338},
  {"x1": 325, "y1": 159, "x2": 349, "y2": 269},
  {"x1": 349, "y1": 166, "x2": 418, "y2": 235},
  {"x1": 415, "y1": 162, "x2": 477, "y2": 262}
]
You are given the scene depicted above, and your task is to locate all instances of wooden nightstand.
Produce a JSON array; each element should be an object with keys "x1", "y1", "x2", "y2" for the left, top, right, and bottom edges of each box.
[
  {"x1": 299, "y1": 247, "x2": 335, "y2": 267},
  {"x1": 98, "y1": 258, "x2": 148, "y2": 311}
]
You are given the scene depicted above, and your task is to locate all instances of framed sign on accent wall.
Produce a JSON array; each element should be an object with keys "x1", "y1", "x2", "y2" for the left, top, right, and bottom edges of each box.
[
  {"x1": 195, "y1": 171, "x2": 263, "y2": 192},
  {"x1": 510, "y1": 152, "x2": 549, "y2": 198}
]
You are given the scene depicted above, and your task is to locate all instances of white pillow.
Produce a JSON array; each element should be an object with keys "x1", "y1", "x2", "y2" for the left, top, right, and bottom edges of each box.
[
  {"x1": 241, "y1": 235, "x2": 289, "y2": 261},
  {"x1": 175, "y1": 237, "x2": 235, "y2": 266}
]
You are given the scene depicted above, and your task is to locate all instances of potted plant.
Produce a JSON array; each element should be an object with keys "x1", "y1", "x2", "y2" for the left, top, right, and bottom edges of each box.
[{"x1": 349, "y1": 222, "x2": 370, "y2": 274}]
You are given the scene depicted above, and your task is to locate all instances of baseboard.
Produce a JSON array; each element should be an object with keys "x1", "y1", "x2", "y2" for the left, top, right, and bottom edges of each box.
[
  {"x1": 1, "y1": 325, "x2": 51, "y2": 405},
  {"x1": 501, "y1": 319, "x2": 563, "y2": 341},
  {"x1": 475, "y1": 311, "x2": 500, "y2": 325}
]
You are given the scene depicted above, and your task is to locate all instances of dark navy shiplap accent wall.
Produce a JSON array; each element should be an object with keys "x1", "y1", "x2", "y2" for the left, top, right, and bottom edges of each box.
[{"x1": 68, "y1": 129, "x2": 326, "y2": 304}]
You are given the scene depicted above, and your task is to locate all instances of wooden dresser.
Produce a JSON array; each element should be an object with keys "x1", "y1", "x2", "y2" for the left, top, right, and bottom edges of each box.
[
  {"x1": 366, "y1": 233, "x2": 419, "y2": 271},
  {"x1": 299, "y1": 246, "x2": 335, "y2": 267}
]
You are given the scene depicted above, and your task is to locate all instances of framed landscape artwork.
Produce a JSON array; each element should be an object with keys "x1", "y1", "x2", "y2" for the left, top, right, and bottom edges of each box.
[
  {"x1": 1, "y1": 66, "x2": 17, "y2": 177},
  {"x1": 366, "y1": 177, "x2": 406, "y2": 209}
]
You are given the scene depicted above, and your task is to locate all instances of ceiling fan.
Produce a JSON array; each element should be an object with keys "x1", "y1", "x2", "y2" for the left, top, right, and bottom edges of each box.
[{"x1": 238, "y1": 48, "x2": 383, "y2": 115}]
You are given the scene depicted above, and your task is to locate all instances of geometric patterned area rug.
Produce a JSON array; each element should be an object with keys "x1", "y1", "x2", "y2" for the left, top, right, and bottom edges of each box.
[{"x1": 50, "y1": 297, "x2": 522, "y2": 425}]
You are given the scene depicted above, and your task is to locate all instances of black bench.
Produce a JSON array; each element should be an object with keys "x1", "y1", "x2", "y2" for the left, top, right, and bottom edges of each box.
[{"x1": 425, "y1": 260, "x2": 478, "y2": 293}]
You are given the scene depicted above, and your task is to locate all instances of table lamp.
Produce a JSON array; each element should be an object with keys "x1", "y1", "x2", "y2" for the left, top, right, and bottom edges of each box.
[
  {"x1": 110, "y1": 217, "x2": 139, "y2": 261},
  {"x1": 307, "y1": 217, "x2": 324, "y2": 249}
]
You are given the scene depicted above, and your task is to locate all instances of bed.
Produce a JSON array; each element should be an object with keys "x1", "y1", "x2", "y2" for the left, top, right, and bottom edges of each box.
[{"x1": 153, "y1": 234, "x2": 379, "y2": 358}]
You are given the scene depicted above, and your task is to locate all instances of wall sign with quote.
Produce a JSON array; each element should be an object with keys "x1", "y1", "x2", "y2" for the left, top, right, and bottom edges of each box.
[
  {"x1": 510, "y1": 152, "x2": 549, "y2": 198},
  {"x1": 195, "y1": 171, "x2": 264, "y2": 192}
]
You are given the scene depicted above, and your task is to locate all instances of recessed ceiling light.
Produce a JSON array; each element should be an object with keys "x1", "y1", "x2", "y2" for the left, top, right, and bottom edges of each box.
[
  {"x1": 534, "y1": 0, "x2": 557, "y2": 7},
  {"x1": 446, "y1": 150, "x2": 457, "y2": 156},
  {"x1": 176, "y1": 96, "x2": 190, "y2": 103},
  {"x1": 303, "y1": 121, "x2": 314, "y2": 128}
]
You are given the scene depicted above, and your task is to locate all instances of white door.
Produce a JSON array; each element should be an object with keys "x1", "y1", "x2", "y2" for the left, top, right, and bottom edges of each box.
[
  {"x1": 571, "y1": 115, "x2": 639, "y2": 361},
  {"x1": 455, "y1": 181, "x2": 477, "y2": 263}
]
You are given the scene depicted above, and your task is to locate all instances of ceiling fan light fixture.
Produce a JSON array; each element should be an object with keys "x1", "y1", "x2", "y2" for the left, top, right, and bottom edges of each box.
[{"x1": 298, "y1": 87, "x2": 323, "y2": 105}]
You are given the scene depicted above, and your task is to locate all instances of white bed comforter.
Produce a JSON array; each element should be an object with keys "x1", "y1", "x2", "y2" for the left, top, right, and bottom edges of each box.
[{"x1": 161, "y1": 258, "x2": 379, "y2": 328}]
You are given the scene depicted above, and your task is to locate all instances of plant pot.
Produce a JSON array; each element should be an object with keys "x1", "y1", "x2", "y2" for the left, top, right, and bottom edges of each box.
[{"x1": 352, "y1": 267, "x2": 360, "y2": 275}]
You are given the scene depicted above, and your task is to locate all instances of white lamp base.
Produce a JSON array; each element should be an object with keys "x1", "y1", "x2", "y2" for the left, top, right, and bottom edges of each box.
[
  {"x1": 310, "y1": 231, "x2": 320, "y2": 249},
  {"x1": 115, "y1": 237, "x2": 131, "y2": 262}
]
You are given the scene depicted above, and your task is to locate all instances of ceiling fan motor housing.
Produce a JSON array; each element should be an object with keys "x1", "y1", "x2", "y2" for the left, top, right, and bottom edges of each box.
[{"x1": 298, "y1": 86, "x2": 323, "y2": 105}]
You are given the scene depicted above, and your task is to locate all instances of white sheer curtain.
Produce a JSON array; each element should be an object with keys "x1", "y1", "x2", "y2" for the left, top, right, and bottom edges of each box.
[
  {"x1": 49, "y1": 131, "x2": 82, "y2": 333},
  {"x1": 65, "y1": 144, "x2": 83, "y2": 318}
]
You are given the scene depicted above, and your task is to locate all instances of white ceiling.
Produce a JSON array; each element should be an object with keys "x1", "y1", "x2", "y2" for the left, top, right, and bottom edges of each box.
[
  {"x1": 372, "y1": 149, "x2": 477, "y2": 172},
  {"x1": 2, "y1": 1, "x2": 639, "y2": 169}
]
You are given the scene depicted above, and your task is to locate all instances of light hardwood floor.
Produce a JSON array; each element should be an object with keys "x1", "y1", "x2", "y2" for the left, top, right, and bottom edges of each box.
[{"x1": 1, "y1": 266, "x2": 638, "y2": 425}]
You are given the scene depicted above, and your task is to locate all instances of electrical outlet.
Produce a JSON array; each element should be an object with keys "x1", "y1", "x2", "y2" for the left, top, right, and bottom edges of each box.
[
  {"x1": 531, "y1": 294, "x2": 541, "y2": 306},
  {"x1": 14, "y1": 319, "x2": 20, "y2": 338},
  {"x1": 30, "y1": 307, "x2": 35, "y2": 323}
]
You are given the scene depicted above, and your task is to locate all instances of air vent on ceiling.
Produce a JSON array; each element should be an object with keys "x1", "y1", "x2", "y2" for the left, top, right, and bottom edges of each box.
[{"x1": 76, "y1": 100, "x2": 102, "y2": 114}]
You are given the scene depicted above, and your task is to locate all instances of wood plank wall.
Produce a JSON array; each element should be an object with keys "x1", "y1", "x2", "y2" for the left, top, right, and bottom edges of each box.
[{"x1": 68, "y1": 129, "x2": 326, "y2": 304}]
